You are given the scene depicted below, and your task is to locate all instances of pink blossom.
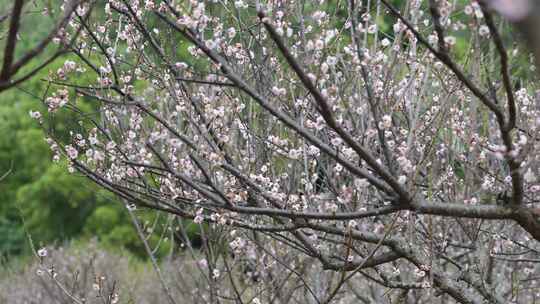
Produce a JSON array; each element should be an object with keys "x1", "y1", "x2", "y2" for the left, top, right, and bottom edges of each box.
[{"x1": 65, "y1": 145, "x2": 78, "y2": 159}]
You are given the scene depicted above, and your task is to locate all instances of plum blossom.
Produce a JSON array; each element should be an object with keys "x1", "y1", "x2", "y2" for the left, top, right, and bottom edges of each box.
[
  {"x1": 46, "y1": 89, "x2": 69, "y2": 112},
  {"x1": 65, "y1": 145, "x2": 78, "y2": 159},
  {"x1": 197, "y1": 258, "x2": 208, "y2": 268},
  {"x1": 307, "y1": 145, "x2": 320, "y2": 156},
  {"x1": 444, "y1": 36, "x2": 456, "y2": 46},
  {"x1": 194, "y1": 208, "x2": 204, "y2": 224},
  {"x1": 37, "y1": 248, "x2": 48, "y2": 257},
  {"x1": 478, "y1": 25, "x2": 490, "y2": 37},
  {"x1": 29, "y1": 110, "x2": 41, "y2": 120},
  {"x1": 380, "y1": 115, "x2": 392, "y2": 129},
  {"x1": 524, "y1": 168, "x2": 537, "y2": 183}
]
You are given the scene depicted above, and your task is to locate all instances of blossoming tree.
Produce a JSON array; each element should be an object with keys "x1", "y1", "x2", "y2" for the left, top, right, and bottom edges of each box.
[{"x1": 30, "y1": 0, "x2": 540, "y2": 303}]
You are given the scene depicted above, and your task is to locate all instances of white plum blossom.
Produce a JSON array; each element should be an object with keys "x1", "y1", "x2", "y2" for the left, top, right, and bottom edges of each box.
[
  {"x1": 271, "y1": 86, "x2": 286, "y2": 96},
  {"x1": 307, "y1": 145, "x2": 320, "y2": 156},
  {"x1": 37, "y1": 248, "x2": 48, "y2": 257},
  {"x1": 144, "y1": 0, "x2": 155, "y2": 10},
  {"x1": 194, "y1": 208, "x2": 204, "y2": 224},
  {"x1": 175, "y1": 62, "x2": 188, "y2": 69},
  {"x1": 197, "y1": 258, "x2": 208, "y2": 268},
  {"x1": 29, "y1": 110, "x2": 41, "y2": 120},
  {"x1": 65, "y1": 145, "x2": 78, "y2": 159},
  {"x1": 380, "y1": 115, "x2": 392, "y2": 129},
  {"x1": 524, "y1": 168, "x2": 537, "y2": 183},
  {"x1": 479, "y1": 25, "x2": 490, "y2": 37},
  {"x1": 444, "y1": 36, "x2": 456, "y2": 46},
  {"x1": 227, "y1": 27, "x2": 236, "y2": 38}
]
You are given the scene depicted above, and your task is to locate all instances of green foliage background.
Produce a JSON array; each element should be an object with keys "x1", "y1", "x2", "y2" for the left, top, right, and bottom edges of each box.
[
  {"x1": 0, "y1": 78, "x2": 150, "y2": 258},
  {"x1": 0, "y1": 0, "x2": 173, "y2": 261}
]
